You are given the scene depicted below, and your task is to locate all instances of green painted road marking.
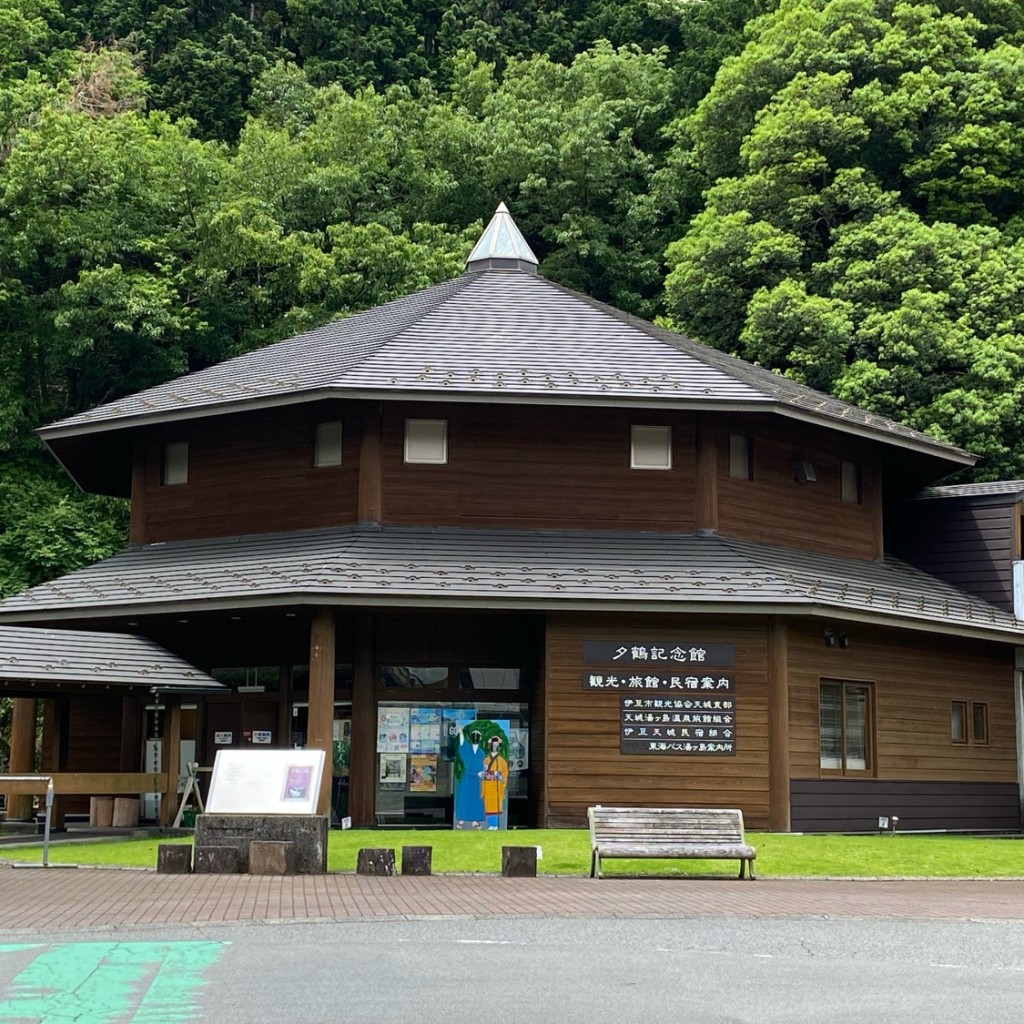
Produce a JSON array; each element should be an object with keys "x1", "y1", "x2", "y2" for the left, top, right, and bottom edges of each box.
[{"x1": 0, "y1": 942, "x2": 225, "y2": 1023}]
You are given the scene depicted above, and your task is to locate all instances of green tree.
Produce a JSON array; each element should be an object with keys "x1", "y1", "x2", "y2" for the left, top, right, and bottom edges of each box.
[{"x1": 662, "y1": 0, "x2": 1024, "y2": 477}]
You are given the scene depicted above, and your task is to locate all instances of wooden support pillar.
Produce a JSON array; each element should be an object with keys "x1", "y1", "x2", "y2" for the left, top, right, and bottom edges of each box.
[
  {"x1": 309, "y1": 608, "x2": 337, "y2": 817},
  {"x1": 6, "y1": 698, "x2": 37, "y2": 820},
  {"x1": 119, "y1": 696, "x2": 141, "y2": 772},
  {"x1": 358, "y1": 403, "x2": 382, "y2": 524},
  {"x1": 48, "y1": 697, "x2": 70, "y2": 830},
  {"x1": 767, "y1": 617, "x2": 791, "y2": 833},
  {"x1": 349, "y1": 615, "x2": 375, "y2": 827},
  {"x1": 695, "y1": 414, "x2": 719, "y2": 534},
  {"x1": 160, "y1": 696, "x2": 182, "y2": 826}
]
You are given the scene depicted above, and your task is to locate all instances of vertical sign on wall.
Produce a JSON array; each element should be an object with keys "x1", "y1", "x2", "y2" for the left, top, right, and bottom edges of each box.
[{"x1": 582, "y1": 641, "x2": 737, "y2": 755}]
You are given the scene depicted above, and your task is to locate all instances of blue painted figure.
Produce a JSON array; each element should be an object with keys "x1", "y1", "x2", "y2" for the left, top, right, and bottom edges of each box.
[{"x1": 454, "y1": 726, "x2": 486, "y2": 828}]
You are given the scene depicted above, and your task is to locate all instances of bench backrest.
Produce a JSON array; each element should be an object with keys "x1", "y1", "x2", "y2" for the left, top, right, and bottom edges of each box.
[{"x1": 588, "y1": 806, "x2": 746, "y2": 845}]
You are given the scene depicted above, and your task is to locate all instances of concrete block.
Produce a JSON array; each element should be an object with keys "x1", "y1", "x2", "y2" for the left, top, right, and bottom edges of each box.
[
  {"x1": 401, "y1": 845, "x2": 432, "y2": 876},
  {"x1": 357, "y1": 848, "x2": 396, "y2": 876},
  {"x1": 156, "y1": 844, "x2": 192, "y2": 874},
  {"x1": 502, "y1": 845, "x2": 538, "y2": 877},
  {"x1": 249, "y1": 840, "x2": 296, "y2": 876},
  {"x1": 194, "y1": 814, "x2": 328, "y2": 874},
  {"x1": 194, "y1": 845, "x2": 244, "y2": 874}
]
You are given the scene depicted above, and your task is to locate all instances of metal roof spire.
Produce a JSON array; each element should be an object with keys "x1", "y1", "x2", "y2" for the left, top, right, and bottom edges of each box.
[{"x1": 465, "y1": 202, "x2": 539, "y2": 273}]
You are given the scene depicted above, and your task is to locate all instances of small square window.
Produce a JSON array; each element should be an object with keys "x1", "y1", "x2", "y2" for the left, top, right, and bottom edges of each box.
[
  {"x1": 841, "y1": 460, "x2": 862, "y2": 504},
  {"x1": 162, "y1": 442, "x2": 189, "y2": 486},
  {"x1": 951, "y1": 701, "x2": 967, "y2": 744},
  {"x1": 729, "y1": 433, "x2": 753, "y2": 480},
  {"x1": 971, "y1": 701, "x2": 989, "y2": 745},
  {"x1": 314, "y1": 422, "x2": 343, "y2": 467},
  {"x1": 630, "y1": 425, "x2": 672, "y2": 470},
  {"x1": 405, "y1": 419, "x2": 448, "y2": 464}
]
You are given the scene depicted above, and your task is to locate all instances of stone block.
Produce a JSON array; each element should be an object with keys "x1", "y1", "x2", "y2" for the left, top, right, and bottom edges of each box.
[
  {"x1": 357, "y1": 848, "x2": 396, "y2": 876},
  {"x1": 194, "y1": 845, "x2": 244, "y2": 874},
  {"x1": 156, "y1": 844, "x2": 192, "y2": 874},
  {"x1": 502, "y1": 845, "x2": 538, "y2": 878},
  {"x1": 194, "y1": 814, "x2": 328, "y2": 874},
  {"x1": 401, "y1": 845, "x2": 432, "y2": 876},
  {"x1": 249, "y1": 840, "x2": 296, "y2": 876}
]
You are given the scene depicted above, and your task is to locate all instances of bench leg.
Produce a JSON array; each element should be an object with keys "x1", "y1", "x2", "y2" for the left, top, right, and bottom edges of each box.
[
  {"x1": 590, "y1": 850, "x2": 600, "y2": 879},
  {"x1": 740, "y1": 858, "x2": 756, "y2": 880}
]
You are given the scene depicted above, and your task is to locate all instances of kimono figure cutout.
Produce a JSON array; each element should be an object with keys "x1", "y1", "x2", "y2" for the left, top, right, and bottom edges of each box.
[
  {"x1": 454, "y1": 727, "x2": 486, "y2": 828},
  {"x1": 480, "y1": 734, "x2": 509, "y2": 829}
]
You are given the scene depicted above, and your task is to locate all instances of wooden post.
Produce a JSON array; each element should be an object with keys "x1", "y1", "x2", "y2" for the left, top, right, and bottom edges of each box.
[
  {"x1": 767, "y1": 617, "x2": 791, "y2": 833},
  {"x1": 49, "y1": 697, "x2": 70, "y2": 830},
  {"x1": 695, "y1": 414, "x2": 719, "y2": 533},
  {"x1": 160, "y1": 695, "x2": 182, "y2": 826},
  {"x1": 6, "y1": 698, "x2": 36, "y2": 820},
  {"x1": 358, "y1": 403, "x2": 382, "y2": 524},
  {"x1": 119, "y1": 696, "x2": 141, "y2": 772},
  {"x1": 502, "y1": 846, "x2": 538, "y2": 877},
  {"x1": 128, "y1": 435, "x2": 148, "y2": 544},
  {"x1": 349, "y1": 615, "x2": 375, "y2": 827},
  {"x1": 309, "y1": 608, "x2": 337, "y2": 817}
]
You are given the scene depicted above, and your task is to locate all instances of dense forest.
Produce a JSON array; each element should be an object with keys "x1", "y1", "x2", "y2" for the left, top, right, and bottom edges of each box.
[{"x1": 3, "y1": 0, "x2": 1024, "y2": 602}]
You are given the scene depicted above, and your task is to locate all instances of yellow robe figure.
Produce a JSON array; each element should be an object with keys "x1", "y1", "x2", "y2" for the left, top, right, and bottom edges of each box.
[{"x1": 480, "y1": 740, "x2": 508, "y2": 828}]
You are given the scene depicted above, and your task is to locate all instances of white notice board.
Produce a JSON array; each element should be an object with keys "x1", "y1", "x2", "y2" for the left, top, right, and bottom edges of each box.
[{"x1": 206, "y1": 749, "x2": 326, "y2": 815}]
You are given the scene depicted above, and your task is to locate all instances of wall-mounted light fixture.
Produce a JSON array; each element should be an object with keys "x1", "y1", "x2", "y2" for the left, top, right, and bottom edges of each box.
[
  {"x1": 793, "y1": 458, "x2": 817, "y2": 483},
  {"x1": 824, "y1": 630, "x2": 849, "y2": 648}
]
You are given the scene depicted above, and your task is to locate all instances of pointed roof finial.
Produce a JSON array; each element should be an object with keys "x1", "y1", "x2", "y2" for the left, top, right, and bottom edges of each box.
[{"x1": 466, "y1": 203, "x2": 539, "y2": 273}]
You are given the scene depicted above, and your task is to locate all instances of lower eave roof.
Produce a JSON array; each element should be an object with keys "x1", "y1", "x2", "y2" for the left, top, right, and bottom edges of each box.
[
  {"x1": 0, "y1": 626, "x2": 227, "y2": 694},
  {"x1": 0, "y1": 526, "x2": 1020, "y2": 646}
]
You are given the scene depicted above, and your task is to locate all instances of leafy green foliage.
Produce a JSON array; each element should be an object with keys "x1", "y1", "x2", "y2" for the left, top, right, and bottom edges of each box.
[{"x1": 663, "y1": 0, "x2": 1024, "y2": 477}]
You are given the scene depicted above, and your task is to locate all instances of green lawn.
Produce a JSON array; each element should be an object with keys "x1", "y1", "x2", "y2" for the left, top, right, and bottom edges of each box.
[{"x1": 1, "y1": 829, "x2": 1023, "y2": 877}]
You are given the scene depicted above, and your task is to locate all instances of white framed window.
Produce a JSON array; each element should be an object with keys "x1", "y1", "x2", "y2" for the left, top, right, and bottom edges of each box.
[
  {"x1": 404, "y1": 419, "x2": 448, "y2": 464},
  {"x1": 314, "y1": 422, "x2": 343, "y2": 467},
  {"x1": 841, "y1": 460, "x2": 862, "y2": 504},
  {"x1": 630, "y1": 425, "x2": 672, "y2": 470},
  {"x1": 729, "y1": 433, "x2": 753, "y2": 480},
  {"x1": 162, "y1": 441, "x2": 189, "y2": 486}
]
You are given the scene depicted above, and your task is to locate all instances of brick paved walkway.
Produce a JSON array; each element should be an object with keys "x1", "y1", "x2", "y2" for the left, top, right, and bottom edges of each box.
[{"x1": 1, "y1": 865, "x2": 1023, "y2": 933}]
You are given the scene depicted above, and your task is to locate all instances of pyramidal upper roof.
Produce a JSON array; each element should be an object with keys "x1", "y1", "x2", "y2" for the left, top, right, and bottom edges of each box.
[
  {"x1": 465, "y1": 202, "x2": 539, "y2": 271},
  {"x1": 41, "y1": 205, "x2": 973, "y2": 493}
]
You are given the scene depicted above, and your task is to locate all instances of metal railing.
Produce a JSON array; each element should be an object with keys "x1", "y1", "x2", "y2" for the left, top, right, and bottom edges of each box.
[{"x1": 0, "y1": 776, "x2": 54, "y2": 866}]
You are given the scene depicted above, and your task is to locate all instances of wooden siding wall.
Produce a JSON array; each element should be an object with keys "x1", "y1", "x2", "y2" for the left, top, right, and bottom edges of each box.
[
  {"x1": 544, "y1": 613, "x2": 771, "y2": 829},
  {"x1": 790, "y1": 779, "x2": 1020, "y2": 832},
  {"x1": 42, "y1": 696, "x2": 125, "y2": 815},
  {"x1": 717, "y1": 418, "x2": 883, "y2": 561},
  {"x1": 381, "y1": 404, "x2": 698, "y2": 532},
  {"x1": 787, "y1": 620, "x2": 1017, "y2": 790},
  {"x1": 133, "y1": 403, "x2": 358, "y2": 543},
  {"x1": 889, "y1": 500, "x2": 1017, "y2": 611}
]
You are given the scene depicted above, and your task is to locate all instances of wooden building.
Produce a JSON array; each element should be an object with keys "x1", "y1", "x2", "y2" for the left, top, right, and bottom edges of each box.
[{"x1": 2, "y1": 205, "x2": 1023, "y2": 833}]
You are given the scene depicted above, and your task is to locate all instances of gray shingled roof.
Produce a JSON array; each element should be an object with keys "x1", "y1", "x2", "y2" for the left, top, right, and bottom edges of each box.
[
  {"x1": 41, "y1": 268, "x2": 972, "y2": 465},
  {"x1": 0, "y1": 626, "x2": 226, "y2": 692},
  {"x1": 920, "y1": 480, "x2": 1024, "y2": 500},
  {"x1": 0, "y1": 525, "x2": 1017, "y2": 643}
]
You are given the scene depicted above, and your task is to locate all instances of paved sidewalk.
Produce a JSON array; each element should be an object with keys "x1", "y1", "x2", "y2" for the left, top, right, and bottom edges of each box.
[{"x1": 1, "y1": 865, "x2": 1023, "y2": 933}]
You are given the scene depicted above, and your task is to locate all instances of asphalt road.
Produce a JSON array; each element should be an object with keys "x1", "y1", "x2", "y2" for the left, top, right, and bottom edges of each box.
[{"x1": 3, "y1": 916, "x2": 1024, "y2": 1023}]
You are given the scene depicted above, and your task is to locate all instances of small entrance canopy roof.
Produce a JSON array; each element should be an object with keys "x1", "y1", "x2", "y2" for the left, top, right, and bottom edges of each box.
[{"x1": 0, "y1": 626, "x2": 225, "y2": 696}]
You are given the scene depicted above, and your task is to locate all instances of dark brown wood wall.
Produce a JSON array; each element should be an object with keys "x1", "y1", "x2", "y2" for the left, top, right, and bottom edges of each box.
[
  {"x1": 544, "y1": 612, "x2": 771, "y2": 829},
  {"x1": 133, "y1": 404, "x2": 358, "y2": 543},
  {"x1": 717, "y1": 418, "x2": 883, "y2": 561},
  {"x1": 380, "y1": 404, "x2": 698, "y2": 532},
  {"x1": 790, "y1": 779, "x2": 1020, "y2": 832},
  {"x1": 787, "y1": 621, "x2": 1017, "y2": 785},
  {"x1": 889, "y1": 499, "x2": 1017, "y2": 611}
]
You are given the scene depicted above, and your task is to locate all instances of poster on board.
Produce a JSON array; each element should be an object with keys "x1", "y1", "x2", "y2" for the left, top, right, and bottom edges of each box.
[
  {"x1": 206, "y1": 749, "x2": 326, "y2": 815},
  {"x1": 453, "y1": 718, "x2": 510, "y2": 830}
]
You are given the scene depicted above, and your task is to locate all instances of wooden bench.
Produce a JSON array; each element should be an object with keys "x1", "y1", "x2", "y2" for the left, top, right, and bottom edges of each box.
[{"x1": 588, "y1": 806, "x2": 757, "y2": 879}]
